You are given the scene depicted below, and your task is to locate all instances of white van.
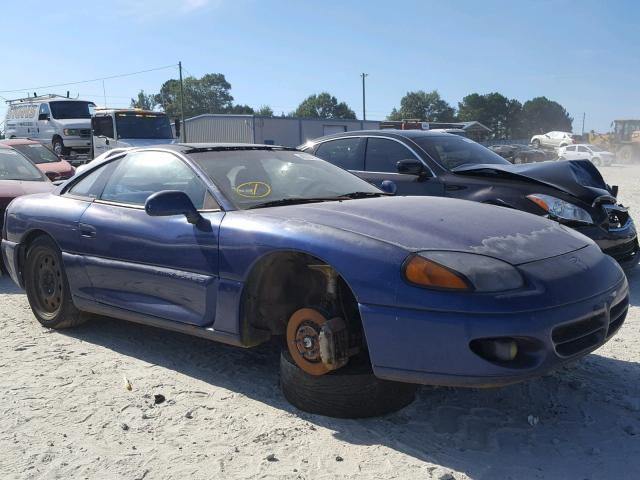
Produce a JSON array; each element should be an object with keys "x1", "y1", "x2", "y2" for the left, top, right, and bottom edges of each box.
[
  {"x1": 91, "y1": 108, "x2": 175, "y2": 158},
  {"x1": 4, "y1": 94, "x2": 95, "y2": 157}
]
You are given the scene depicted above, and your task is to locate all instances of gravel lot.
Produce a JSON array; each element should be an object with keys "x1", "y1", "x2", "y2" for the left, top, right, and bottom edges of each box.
[{"x1": 1, "y1": 165, "x2": 640, "y2": 480}]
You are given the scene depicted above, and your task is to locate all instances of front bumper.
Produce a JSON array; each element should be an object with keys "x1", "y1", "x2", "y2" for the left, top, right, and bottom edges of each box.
[
  {"x1": 360, "y1": 250, "x2": 629, "y2": 387},
  {"x1": 1, "y1": 239, "x2": 21, "y2": 285},
  {"x1": 62, "y1": 137, "x2": 92, "y2": 151},
  {"x1": 574, "y1": 217, "x2": 638, "y2": 270}
]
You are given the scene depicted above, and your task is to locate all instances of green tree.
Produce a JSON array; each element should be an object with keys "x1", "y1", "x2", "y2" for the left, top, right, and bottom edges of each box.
[
  {"x1": 130, "y1": 90, "x2": 157, "y2": 110},
  {"x1": 154, "y1": 73, "x2": 235, "y2": 119},
  {"x1": 388, "y1": 90, "x2": 456, "y2": 122},
  {"x1": 256, "y1": 105, "x2": 274, "y2": 116},
  {"x1": 520, "y1": 96, "x2": 573, "y2": 136},
  {"x1": 457, "y1": 92, "x2": 524, "y2": 139},
  {"x1": 292, "y1": 92, "x2": 356, "y2": 119},
  {"x1": 227, "y1": 104, "x2": 254, "y2": 114}
]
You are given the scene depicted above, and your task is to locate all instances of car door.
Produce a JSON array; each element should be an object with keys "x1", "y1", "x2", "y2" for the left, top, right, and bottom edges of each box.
[
  {"x1": 577, "y1": 145, "x2": 590, "y2": 160},
  {"x1": 76, "y1": 150, "x2": 224, "y2": 326},
  {"x1": 359, "y1": 137, "x2": 444, "y2": 196},
  {"x1": 92, "y1": 115, "x2": 116, "y2": 157},
  {"x1": 37, "y1": 103, "x2": 54, "y2": 143}
]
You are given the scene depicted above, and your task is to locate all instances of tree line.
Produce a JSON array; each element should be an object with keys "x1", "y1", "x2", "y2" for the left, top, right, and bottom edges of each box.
[{"x1": 131, "y1": 73, "x2": 573, "y2": 139}]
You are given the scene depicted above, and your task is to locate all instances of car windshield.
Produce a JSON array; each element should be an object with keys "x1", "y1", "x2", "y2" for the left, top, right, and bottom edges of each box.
[
  {"x1": 190, "y1": 149, "x2": 382, "y2": 209},
  {"x1": 115, "y1": 112, "x2": 173, "y2": 139},
  {"x1": 49, "y1": 101, "x2": 94, "y2": 119},
  {"x1": 0, "y1": 149, "x2": 45, "y2": 181},
  {"x1": 12, "y1": 144, "x2": 60, "y2": 164},
  {"x1": 411, "y1": 135, "x2": 510, "y2": 170}
]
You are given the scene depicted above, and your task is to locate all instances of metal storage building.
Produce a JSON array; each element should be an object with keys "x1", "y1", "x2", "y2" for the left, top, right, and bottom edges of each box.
[{"x1": 177, "y1": 114, "x2": 380, "y2": 147}]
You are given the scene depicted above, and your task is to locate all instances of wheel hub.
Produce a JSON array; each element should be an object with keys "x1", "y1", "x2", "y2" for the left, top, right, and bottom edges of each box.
[
  {"x1": 286, "y1": 308, "x2": 330, "y2": 376},
  {"x1": 35, "y1": 253, "x2": 62, "y2": 313}
]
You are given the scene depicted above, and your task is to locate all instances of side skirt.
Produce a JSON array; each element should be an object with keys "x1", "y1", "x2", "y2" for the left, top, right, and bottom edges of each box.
[{"x1": 73, "y1": 296, "x2": 247, "y2": 348}]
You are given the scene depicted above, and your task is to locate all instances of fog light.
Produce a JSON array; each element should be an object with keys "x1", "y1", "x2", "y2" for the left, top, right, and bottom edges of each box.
[{"x1": 472, "y1": 338, "x2": 518, "y2": 362}]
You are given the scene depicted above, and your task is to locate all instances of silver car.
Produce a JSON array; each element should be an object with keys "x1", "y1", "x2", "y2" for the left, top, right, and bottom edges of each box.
[{"x1": 558, "y1": 144, "x2": 615, "y2": 166}]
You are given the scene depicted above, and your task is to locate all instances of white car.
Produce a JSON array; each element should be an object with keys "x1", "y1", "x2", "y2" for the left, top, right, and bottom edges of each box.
[
  {"x1": 530, "y1": 131, "x2": 578, "y2": 149},
  {"x1": 558, "y1": 144, "x2": 615, "y2": 166}
]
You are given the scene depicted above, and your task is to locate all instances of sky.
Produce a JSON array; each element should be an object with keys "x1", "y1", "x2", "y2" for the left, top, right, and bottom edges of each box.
[{"x1": 1, "y1": 0, "x2": 639, "y2": 134}]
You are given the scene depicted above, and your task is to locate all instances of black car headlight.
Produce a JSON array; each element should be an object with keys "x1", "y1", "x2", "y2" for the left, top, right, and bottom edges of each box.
[
  {"x1": 527, "y1": 194, "x2": 593, "y2": 224},
  {"x1": 403, "y1": 251, "x2": 524, "y2": 292}
]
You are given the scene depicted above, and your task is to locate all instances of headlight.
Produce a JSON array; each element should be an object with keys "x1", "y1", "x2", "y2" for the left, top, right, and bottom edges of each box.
[
  {"x1": 403, "y1": 251, "x2": 524, "y2": 292},
  {"x1": 63, "y1": 128, "x2": 80, "y2": 136},
  {"x1": 526, "y1": 194, "x2": 592, "y2": 224}
]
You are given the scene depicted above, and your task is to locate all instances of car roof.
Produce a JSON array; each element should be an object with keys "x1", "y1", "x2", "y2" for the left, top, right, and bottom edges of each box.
[
  {"x1": 158, "y1": 143, "x2": 298, "y2": 154},
  {"x1": 0, "y1": 138, "x2": 40, "y2": 146},
  {"x1": 305, "y1": 129, "x2": 453, "y2": 144}
]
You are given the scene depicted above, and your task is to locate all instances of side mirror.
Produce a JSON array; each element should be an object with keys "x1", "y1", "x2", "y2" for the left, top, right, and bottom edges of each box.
[
  {"x1": 380, "y1": 180, "x2": 397, "y2": 195},
  {"x1": 396, "y1": 159, "x2": 426, "y2": 176},
  {"x1": 44, "y1": 171, "x2": 60, "y2": 181},
  {"x1": 38, "y1": 113, "x2": 50, "y2": 121},
  {"x1": 145, "y1": 190, "x2": 202, "y2": 225},
  {"x1": 174, "y1": 118, "x2": 181, "y2": 139}
]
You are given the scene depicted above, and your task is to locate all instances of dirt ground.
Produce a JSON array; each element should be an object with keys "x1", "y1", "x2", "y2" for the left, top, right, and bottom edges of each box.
[{"x1": 1, "y1": 165, "x2": 640, "y2": 480}]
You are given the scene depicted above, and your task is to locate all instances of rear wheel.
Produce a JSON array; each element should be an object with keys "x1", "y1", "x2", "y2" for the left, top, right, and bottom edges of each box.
[
  {"x1": 513, "y1": 155, "x2": 525, "y2": 164},
  {"x1": 618, "y1": 145, "x2": 635, "y2": 164},
  {"x1": 532, "y1": 139, "x2": 541, "y2": 148},
  {"x1": 24, "y1": 236, "x2": 86, "y2": 329}
]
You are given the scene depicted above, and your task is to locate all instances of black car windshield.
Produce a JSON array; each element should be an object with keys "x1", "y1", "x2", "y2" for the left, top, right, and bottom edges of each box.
[
  {"x1": 12, "y1": 143, "x2": 60, "y2": 164},
  {"x1": 49, "y1": 101, "x2": 94, "y2": 119},
  {"x1": 190, "y1": 149, "x2": 382, "y2": 209},
  {"x1": 412, "y1": 135, "x2": 510, "y2": 170},
  {"x1": 0, "y1": 149, "x2": 45, "y2": 181},
  {"x1": 115, "y1": 112, "x2": 173, "y2": 139}
]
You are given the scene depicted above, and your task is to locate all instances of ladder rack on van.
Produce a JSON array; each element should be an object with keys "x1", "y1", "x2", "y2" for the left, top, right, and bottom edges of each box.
[{"x1": 5, "y1": 93, "x2": 72, "y2": 104}]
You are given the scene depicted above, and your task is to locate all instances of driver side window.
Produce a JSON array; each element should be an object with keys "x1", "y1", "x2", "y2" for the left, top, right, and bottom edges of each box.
[
  {"x1": 100, "y1": 151, "x2": 215, "y2": 209},
  {"x1": 365, "y1": 138, "x2": 419, "y2": 173}
]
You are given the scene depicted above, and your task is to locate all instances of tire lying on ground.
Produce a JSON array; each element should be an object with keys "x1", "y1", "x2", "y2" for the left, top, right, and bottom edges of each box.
[{"x1": 280, "y1": 351, "x2": 417, "y2": 418}]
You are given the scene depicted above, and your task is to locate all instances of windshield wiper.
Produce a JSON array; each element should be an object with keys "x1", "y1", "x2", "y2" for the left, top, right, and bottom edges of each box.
[
  {"x1": 248, "y1": 197, "x2": 345, "y2": 209},
  {"x1": 341, "y1": 191, "x2": 386, "y2": 198}
]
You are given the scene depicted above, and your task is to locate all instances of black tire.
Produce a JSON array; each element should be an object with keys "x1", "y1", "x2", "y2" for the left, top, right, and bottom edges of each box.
[
  {"x1": 52, "y1": 137, "x2": 64, "y2": 156},
  {"x1": 280, "y1": 351, "x2": 417, "y2": 418},
  {"x1": 24, "y1": 236, "x2": 87, "y2": 329},
  {"x1": 513, "y1": 155, "x2": 524, "y2": 164}
]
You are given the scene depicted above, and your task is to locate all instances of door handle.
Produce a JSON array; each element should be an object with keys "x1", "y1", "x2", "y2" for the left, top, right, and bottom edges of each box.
[{"x1": 79, "y1": 223, "x2": 96, "y2": 238}]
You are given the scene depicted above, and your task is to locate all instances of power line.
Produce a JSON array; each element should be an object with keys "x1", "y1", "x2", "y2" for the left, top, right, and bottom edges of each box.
[{"x1": 0, "y1": 64, "x2": 178, "y2": 94}]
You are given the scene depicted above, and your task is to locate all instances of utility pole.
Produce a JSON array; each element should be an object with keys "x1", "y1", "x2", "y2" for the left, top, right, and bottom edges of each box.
[
  {"x1": 581, "y1": 112, "x2": 586, "y2": 136},
  {"x1": 361, "y1": 73, "x2": 368, "y2": 121},
  {"x1": 179, "y1": 61, "x2": 187, "y2": 142}
]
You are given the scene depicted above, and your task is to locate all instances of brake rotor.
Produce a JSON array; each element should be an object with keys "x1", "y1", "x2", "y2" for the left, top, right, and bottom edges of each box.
[{"x1": 286, "y1": 308, "x2": 330, "y2": 376}]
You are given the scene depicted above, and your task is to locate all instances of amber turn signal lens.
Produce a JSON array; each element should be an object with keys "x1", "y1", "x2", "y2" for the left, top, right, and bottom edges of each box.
[
  {"x1": 526, "y1": 194, "x2": 549, "y2": 212},
  {"x1": 404, "y1": 255, "x2": 470, "y2": 290}
]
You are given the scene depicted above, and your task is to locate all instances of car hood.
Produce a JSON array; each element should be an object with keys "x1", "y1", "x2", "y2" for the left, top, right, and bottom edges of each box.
[
  {"x1": 0, "y1": 180, "x2": 54, "y2": 205},
  {"x1": 116, "y1": 138, "x2": 176, "y2": 147},
  {"x1": 452, "y1": 159, "x2": 613, "y2": 201},
  {"x1": 251, "y1": 196, "x2": 591, "y2": 265}
]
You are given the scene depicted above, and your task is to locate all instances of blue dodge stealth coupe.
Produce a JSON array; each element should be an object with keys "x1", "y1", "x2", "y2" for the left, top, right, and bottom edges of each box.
[{"x1": 1, "y1": 144, "x2": 629, "y2": 417}]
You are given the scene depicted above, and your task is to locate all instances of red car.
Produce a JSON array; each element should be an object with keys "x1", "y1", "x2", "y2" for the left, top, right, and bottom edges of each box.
[
  {"x1": 0, "y1": 144, "x2": 54, "y2": 236},
  {"x1": 0, "y1": 139, "x2": 75, "y2": 180}
]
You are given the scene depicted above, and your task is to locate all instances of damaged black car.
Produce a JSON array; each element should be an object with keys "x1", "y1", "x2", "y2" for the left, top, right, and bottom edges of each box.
[
  {"x1": 301, "y1": 130, "x2": 638, "y2": 269},
  {"x1": 488, "y1": 143, "x2": 548, "y2": 164}
]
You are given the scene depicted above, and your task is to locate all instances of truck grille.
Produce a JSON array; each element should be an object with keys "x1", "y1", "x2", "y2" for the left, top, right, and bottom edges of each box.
[{"x1": 79, "y1": 129, "x2": 91, "y2": 138}]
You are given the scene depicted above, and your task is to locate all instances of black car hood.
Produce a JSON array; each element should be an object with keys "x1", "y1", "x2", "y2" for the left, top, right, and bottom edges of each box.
[{"x1": 453, "y1": 160, "x2": 613, "y2": 202}]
